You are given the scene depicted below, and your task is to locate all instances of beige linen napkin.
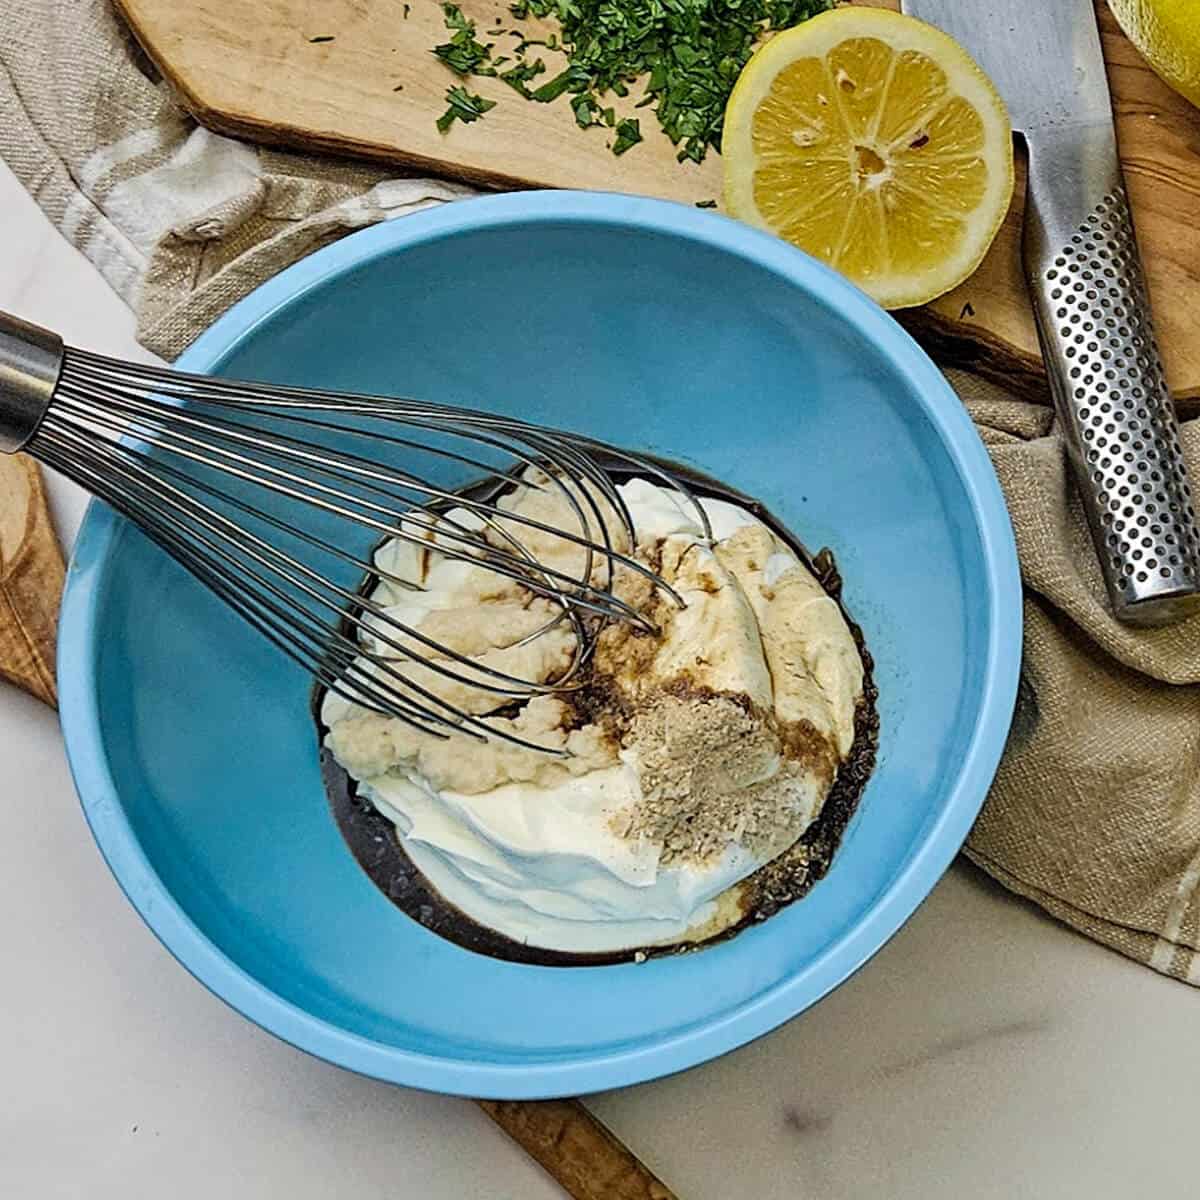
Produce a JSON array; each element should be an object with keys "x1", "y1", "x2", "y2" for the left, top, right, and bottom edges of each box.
[
  {"x1": 960, "y1": 381, "x2": 1200, "y2": 983},
  {"x1": 6, "y1": 0, "x2": 1200, "y2": 984}
]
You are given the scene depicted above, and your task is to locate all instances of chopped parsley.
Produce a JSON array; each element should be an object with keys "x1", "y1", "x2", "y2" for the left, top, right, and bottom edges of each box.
[
  {"x1": 530, "y1": 64, "x2": 590, "y2": 103},
  {"x1": 432, "y1": 3, "x2": 496, "y2": 76},
  {"x1": 428, "y1": 0, "x2": 832, "y2": 159},
  {"x1": 436, "y1": 85, "x2": 497, "y2": 132},
  {"x1": 612, "y1": 117, "x2": 643, "y2": 155},
  {"x1": 500, "y1": 58, "x2": 547, "y2": 96},
  {"x1": 571, "y1": 93, "x2": 597, "y2": 128}
]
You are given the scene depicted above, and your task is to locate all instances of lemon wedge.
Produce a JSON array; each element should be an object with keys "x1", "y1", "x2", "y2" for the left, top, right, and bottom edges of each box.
[
  {"x1": 1108, "y1": 0, "x2": 1200, "y2": 110},
  {"x1": 722, "y1": 8, "x2": 1014, "y2": 309}
]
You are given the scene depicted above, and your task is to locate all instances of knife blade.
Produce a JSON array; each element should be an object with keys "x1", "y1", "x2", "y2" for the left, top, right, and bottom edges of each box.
[{"x1": 900, "y1": 0, "x2": 1200, "y2": 625}]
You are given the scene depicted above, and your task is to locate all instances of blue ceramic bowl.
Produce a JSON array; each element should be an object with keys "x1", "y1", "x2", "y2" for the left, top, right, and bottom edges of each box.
[{"x1": 58, "y1": 192, "x2": 1021, "y2": 1098}]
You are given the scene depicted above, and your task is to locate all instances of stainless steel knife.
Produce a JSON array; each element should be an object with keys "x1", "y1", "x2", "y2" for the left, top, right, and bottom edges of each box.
[{"x1": 901, "y1": 0, "x2": 1200, "y2": 625}]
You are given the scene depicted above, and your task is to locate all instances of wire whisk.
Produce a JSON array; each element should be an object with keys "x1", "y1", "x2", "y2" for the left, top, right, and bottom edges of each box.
[{"x1": 0, "y1": 311, "x2": 709, "y2": 750}]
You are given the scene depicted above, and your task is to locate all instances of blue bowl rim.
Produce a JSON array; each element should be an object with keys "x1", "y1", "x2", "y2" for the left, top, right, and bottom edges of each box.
[{"x1": 57, "y1": 189, "x2": 1022, "y2": 1098}]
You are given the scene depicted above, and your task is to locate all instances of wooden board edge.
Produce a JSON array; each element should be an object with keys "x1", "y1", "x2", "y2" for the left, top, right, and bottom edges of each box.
[
  {"x1": 109, "y1": 0, "x2": 1200, "y2": 405},
  {"x1": 897, "y1": 306, "x2": 1051, "y2": 404},
  {"x1": 113, "y1": 0, "x2": 538, "y2": 192}
]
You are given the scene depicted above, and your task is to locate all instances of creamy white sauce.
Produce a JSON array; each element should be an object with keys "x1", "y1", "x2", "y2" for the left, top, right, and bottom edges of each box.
[
  {"x1": 324, "y1": 480, "x2": 863, "y2": 954},
  {"x1": 363, "y1": 769, "x2": 760, "y2": 952}
]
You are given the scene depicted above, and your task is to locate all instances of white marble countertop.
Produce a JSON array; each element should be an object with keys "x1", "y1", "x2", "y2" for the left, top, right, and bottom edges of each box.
[{"x1": 3, "y1": 157, "x2": 1198, "y2": 1199}]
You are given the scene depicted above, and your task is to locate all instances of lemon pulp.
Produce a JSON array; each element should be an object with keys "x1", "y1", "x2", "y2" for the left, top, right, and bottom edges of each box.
[{"x1": 1108, "y1": 0, "x2": 1200, "y2": 110}]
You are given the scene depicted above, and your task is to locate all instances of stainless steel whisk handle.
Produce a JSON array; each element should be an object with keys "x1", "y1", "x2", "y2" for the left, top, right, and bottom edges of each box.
[
  {"x1": 1024, "y1": 127, "x2": 1200, "y2": 626},
  {"x1": 0, "y1": 311, "x2": 62, "y2": 454}
]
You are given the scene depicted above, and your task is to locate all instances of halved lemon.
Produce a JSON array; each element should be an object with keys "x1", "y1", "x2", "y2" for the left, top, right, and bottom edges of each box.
[
  {"x1": 1108, "y1": 0, "x2": 1200, "y2": 110},
  {"x1": 723, "y1": 8, "x2": 1014, "y2": 309}
]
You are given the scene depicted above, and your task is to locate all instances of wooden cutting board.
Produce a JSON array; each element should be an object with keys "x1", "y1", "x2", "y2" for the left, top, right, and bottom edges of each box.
[{"x1": 115, "y1": 0, "x2": 1200, "y2": 399}]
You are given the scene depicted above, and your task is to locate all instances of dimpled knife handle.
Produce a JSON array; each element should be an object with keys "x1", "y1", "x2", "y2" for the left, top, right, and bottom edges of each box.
[{"x1": 1024, "y1": 129, "x2": 1200, "y2": 626}]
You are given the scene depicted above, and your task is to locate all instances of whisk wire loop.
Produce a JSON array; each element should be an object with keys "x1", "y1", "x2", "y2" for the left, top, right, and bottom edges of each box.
[{"x1": 3, "y1": 323, "x2": 713, "y2": 743}]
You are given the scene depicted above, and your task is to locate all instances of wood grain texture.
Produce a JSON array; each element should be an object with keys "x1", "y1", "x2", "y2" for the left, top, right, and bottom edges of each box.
[
  {"x1": 114, "y1": 0, "x2": 1200, "y2": 400},
  {"x1": 479, "y1": 1099, "x2": 678, "y2": 1200},
  {"x1": 0, "y1": 455, "x2": 63, "y2": 708},
  {"x1": 0, "y1": 463, "x2": 673, "y2": 1198},
  {"x1": 113, "y1": 0, "x2": 723, "y2": 200}
]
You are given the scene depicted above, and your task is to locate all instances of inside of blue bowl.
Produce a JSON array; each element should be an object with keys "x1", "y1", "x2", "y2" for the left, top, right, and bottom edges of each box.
[{"x1": 66, "y1": 200, "x2": 1015, "y2": 1093}]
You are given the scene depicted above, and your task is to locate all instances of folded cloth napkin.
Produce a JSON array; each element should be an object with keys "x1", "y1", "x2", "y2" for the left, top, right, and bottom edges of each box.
[{"x1": 7, "y1": 0, "x2": 1200, "y2": 984}]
